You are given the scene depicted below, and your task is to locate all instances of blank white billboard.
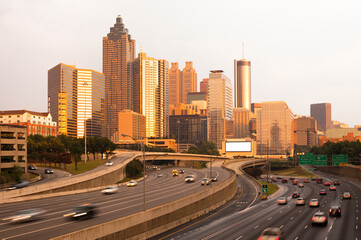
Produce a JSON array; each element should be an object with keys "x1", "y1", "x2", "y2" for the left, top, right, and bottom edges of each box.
[{"x1": 225, "y1": 141, "x2": 252, "y2": 152}]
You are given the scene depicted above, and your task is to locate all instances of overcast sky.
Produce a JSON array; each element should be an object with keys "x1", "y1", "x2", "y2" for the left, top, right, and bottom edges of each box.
[{"x1": 1, "y1": 0, "x2": 360, "y2": 127}]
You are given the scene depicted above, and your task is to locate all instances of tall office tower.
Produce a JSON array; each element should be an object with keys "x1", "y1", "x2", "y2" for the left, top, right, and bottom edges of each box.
[
  {"x1": 129, "y1": 53, "x2": 169, "y2": 138},
  {"x1": 168, "y1": 62, "x2": 181, "y2": 107},
  {"x1": 234, "y1": 59, "x2": 251, "y2": 110},
  {"x1": 200, "y1": 78, "x2": 208, "y2": 93},
  {"x1": 310, "y1": 103, "x2": 331, "y2": 132},
  {"x1": 48, "y1": 63, "x2": 105, "y2": 138},
  {"x1": 168, "y1": 61, "x2": 197, "y2": 107},
  {"x1": 103, "y1": 15, "x2": 135, "y2": 140},
  {"x1": 256, "y1": 101, "x2": 294, "y2": 155},
  {"x1": 117, "y1": 110, "x2": 146, "y2": 141},
  {"x1": 294, "y1": 116, "x2": 317, "y2": 147},
  {"x1": 181, "y1": 61, "x2": 197, "y2": 103},
  {"x1": 233, "y1": 108, "x2": 250, "y2": 138},
  {"x1": 207, "y1": 70, "x2": 233, "y2": 149}
]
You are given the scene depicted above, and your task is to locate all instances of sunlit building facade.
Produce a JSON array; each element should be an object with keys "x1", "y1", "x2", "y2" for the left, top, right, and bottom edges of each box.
[
  {"x1": 233, "y1": 108, "x2": 250, "y2": 138},
  {"x1": 103, "y1": 15, "x2": 136, "y2": 140},
  {"x1": 294, "y1": 116, "x2": 317, "y2": 147},
  {"x1": 257, "y1": 101, "x2": 294, "y2": 156},
  {"x1": 208, "y1": 70, "x2": 233, "y2": 149},
  {"x1": 117, "y1": 110, "x2": 146, "y2": 141},
  {"x1": 129, "y1": 52, "x2": 169, "y2": 138},
  {"x1": 234, "y1": 59, "x2": 251, "y2": 110},
  {"x1": 310, "y1": 103, "x2": 331, "y2": 132},
  {"x1": 48, "y1": 63, "x2": 105, "y2": 138}
]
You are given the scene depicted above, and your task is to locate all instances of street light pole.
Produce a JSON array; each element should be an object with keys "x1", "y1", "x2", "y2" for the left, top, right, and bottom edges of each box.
[
  {"x1": 83, "y1": 81, "x2": 88, "y2": 164},
  {"x1": 177, "y1": 120, "x2": 180, "y2": 153}
]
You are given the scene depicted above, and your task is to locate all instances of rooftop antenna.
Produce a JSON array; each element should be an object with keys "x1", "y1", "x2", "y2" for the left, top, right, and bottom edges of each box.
[{"x1": 242, "y1": 42, "x2": 245, "y2": 59}]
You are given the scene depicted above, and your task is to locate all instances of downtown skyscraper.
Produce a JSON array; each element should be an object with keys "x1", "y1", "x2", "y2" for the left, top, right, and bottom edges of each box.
[
  {"x1": 103, "y1": 15, "x2": 135, "y2": 141},
  {"x1": 310, "y1": 103, "x2": 331, "y2": 132},
  {"x1": 234, "y1": 59, "x2": 251, "y2": 110}
]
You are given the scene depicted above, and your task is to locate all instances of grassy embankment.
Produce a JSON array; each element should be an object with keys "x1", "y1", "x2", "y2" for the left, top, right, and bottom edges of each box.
[
  {"x1": 269, "y1": 165, "x2": 317, "y2": 178},
  {"x1": 36, "y1": 159, "x2": 107, "y2": 175}
]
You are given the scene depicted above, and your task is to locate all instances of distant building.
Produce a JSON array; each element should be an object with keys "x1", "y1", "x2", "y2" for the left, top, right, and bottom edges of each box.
[
  {"x1": 257, "y1": 101, "x2": 294, "y2": 156},
  {"x1": 208, "y1": 70, "x2": 233, "y2": 149},
  {"x1": 187, "y1": 92, "x2": 207, "y2": 104},
  {"x1": 103, "y1": 15, "x2": 136, "y2": 140},
  {"x1": 294, "y1": 116, "x2": 317, "y2": 147},
  {"x1": 0, "y1": 110, "x2": 57, "y2": 137},
  {"x1": 234, "y1": 59, "x2": 251, "y2": 110},
  {"x1": 117, "y1": 110, "x2": 146, "y2": 142},
  {"x1": 233, "y1": 108, "x2": 250, "y2": 138},
  {"x1": 48, "y1": 63, "x2": 105, "y2": 138},
  {"x1": 319, "y1": 132, "x2": 361, "y2": 146},
  {"x1": 326, "y1": 128, "x2": 361, "y2": 139},
  {"x1": 327, "y1": 120, "x2": 349, "y2": 129},
  {"x1": 310, "y1": 103, "x2": 331, "y2": 132},
  {"x1": 168, "y1": 61, "x2": 197, "y2": 107},
  {"x1": 200, "y1": 78, "x2": 208, "y2": 93},
  {"x1": 0, "y1": 124, "x2": 27, "y2": 173}
]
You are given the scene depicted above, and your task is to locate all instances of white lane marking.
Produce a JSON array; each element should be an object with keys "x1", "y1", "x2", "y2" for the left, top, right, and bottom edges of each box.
[
  {"x1": 295, "y1": 237, "x2": 298, "y2": 240},
  {"x1": 267, "y1": 217, "x2": 272, "y2": 221},
  {"x1": 304, "y1": 225, "x2": 308, "y2": 229},
  {"x1": 280, "y1": 225, "x2": 284, "y2": 229},
  {"x1": 290, "y1": 216, "x2": 294, "y2": 220},
  {"x1": 356, "y1": 225, "x2": 358, "y2": 230},
  {"x1": 357, "y1": 217, "x2": 359, "y2": 221},
  {"x1": 235, "y1": 236, "x2": 243, "y2": 240},
  {"x1": 254, "y1": 225, "x2": 259, "y2": 229},
  {"x1": 299, "y1": 210, "x2": 302, "y2": 213},
  {"x1": 2, "y1": 221, "x2": 72, "y2": 240}
]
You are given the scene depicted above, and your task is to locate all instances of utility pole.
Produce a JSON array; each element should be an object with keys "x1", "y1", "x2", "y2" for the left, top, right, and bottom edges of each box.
[{"x1": 83, "y1": 81, "x2": 88, "y2": 164}]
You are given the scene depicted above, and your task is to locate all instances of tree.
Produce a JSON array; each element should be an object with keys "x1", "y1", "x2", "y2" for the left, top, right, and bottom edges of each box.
[
  {"x1": 69, "y1": 139, "x2": 83, "y2": 171},
  {"x1": 126, "y1": 159, "x2": 143, "y2": 178}
]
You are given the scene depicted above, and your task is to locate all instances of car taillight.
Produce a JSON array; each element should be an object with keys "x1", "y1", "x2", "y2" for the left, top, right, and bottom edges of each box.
[
  {"x1": 257, "y1": 237, "x2": 262, "y2": 240},
  {"x1": 329, "y1": 209, "x2": 332, "y2": 212},
  {"x1": 312, "y1": 217, "x2": 315, "y2": 221},
  {"x1": 338, "y1": 210, "x2": 341, "y2": 212}
]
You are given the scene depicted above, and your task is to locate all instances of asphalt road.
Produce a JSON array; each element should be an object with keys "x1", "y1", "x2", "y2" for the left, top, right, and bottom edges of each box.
[
  {"x1": 0, "y1": 166, "x2": 231, "y2": 240},
  {"x1": 155, "y1": 169, "x2": 361, "y2": 240}
]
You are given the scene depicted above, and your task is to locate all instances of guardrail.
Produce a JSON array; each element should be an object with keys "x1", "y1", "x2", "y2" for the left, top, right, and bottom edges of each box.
[{"x1": 51, "y1": 169, "x2": 237, "y2": 240}]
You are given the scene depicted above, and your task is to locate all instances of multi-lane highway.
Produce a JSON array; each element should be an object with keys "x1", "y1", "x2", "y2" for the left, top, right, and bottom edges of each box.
[
  {"x1": 155, "y1": 168, "x2": 361, "y2": 240},
  {"x1": 0, "y1": 166, "x2": 231, "y2": 240}
]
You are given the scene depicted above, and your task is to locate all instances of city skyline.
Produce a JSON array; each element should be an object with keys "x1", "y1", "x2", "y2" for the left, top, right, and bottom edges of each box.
[{"x1": 1, "y1": 0, "x2": 361, "y2": 127}]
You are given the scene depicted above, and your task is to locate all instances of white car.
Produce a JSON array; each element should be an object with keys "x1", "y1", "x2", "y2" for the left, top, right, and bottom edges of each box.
[
  {"x1": 157, "y1": 173, "x2": 163, "y2": 177},
  {"x1": 185, "y1": 175, "x2": 195, "y2": 183},
  {"x1": 2, "y1": 209, "x2": 45, "y2": 223},
  {"x1": 295, "y1": 197, "x2": 305, "y2": 206},
  {"x1": 201, "y1": 178, "x2": 210, "y2": 185},
  {"x1": 127, "y1": 180, "x2": 138, "y2": 187},
  {"x1": 105, "y1": 161, "x2": 113, "y2": 166},
  {"x1": 101, "y1": 186, "x2": 119, "y2": 194}
]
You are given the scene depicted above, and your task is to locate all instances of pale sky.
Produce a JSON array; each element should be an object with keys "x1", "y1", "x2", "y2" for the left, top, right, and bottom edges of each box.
[{"x1": 1, "y1": 0, "x2": 360, "y2": 127}]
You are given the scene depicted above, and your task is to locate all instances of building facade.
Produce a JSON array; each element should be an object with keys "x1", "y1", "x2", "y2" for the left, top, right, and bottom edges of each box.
[
  {"x1": 168, "y1": 61, "x2": 197, "y2": 107},
  {"x1": 207, "y1": 70, "x2": 233, "y2": 149},
  {"x1": 257, "y1": 101, "x2": 294, "y2": 156},
  {"x1": 117, "y1": 110, "x2": 146, "y2": 141},
  {"x1": 0, "y1": 124, "x2": 27, "y2": 173},
  {"x1": 103, "y1": 15, "x2": 136, "y2": 140},
  {"x1": 233, "y1": 108, "x2": 250, "y2": 138},
  {"x1": 129, "y1": 52, "x2": 169, "y2": 138},
  {"x1": 48, "y1": 63, "x2": 105, "y2": 138},
  {"x1": 294, "y1": 116, "x2": 317, "y2": 147},
  {"x1": 310, "y1": 103, "x2": 331, "y2": 132},
  {"x1": 200, "y1": 78, "x2": 208, "y2": 93},
  {"x1": 234, "y1": 59, "x2": 251, "y2": 110},
  {"x1": 0, "y1": 110, "x2": 57, "y2": 137}
]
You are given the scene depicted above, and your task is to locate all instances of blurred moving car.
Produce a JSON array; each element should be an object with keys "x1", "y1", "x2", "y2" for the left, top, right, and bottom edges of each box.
[
  {"x1": 329, "y1": 185, "x2": 336, "y2": 191},
  {"x1": 2, "y1": 209, "x2": 45, "y2": 223},
  {"x1": 343, "y1": 192, "x2": 351, "y2": 199},
  {"x1": 319, "y1": 189, "x2": 327, "y2": 195},
  {"x1": 258, "y1": 227, "x2": 282, "y2": 240},
  {"x1": 295, "y1": 197, "x2": 305, "y2": 206},
  {"x1": 282, "y1": 179, "x2": 289, "y2": 183},
  {"x1": 64, "y1": 204, "x2": 97, "y2": 221},
  {"x1": 316, "y1": 179, "x2": 323, "y2": 184},
  {"x1": 185, "y1": 175, "x2": 195, "y2": 183},
  {"x1": 329, "y1": 206, "x2": 341, "y2": 217},
  {"x1": 261, "y1": 194, "x2": 268, "y2": 200},
  {"x1": 277, "y1": 197, "x2": 287, "y2": 205},
  {"x1": 105, "y1": 161, "x2": 113, "y2": 166},
  {"x1": 6, "y1": 180, "x2": 29, "y2": 191},
  {"x1": 312, "y1": 212, "x2": 328, "y2": 225},
  {"x1": 172, "y1": 169, "x2": 179, "y2": 176},
  {"x1": 298, "y1": 183, "x2": 304, "y2": 188},
  {"x1": 201, "y1": 178, "x2": 210, "y2": 185},
  {"x1": 309, "y1": 198, "x2": 319, "y2": 207},
  {"x1": 304, "y1": 179, "x2": 310, "y2": 183},
  {"x1": 292, "y1": 192, "x2": 300, "y2": 198},
  {"x1": 210, "y1": 176, "x2": 218, "y2": 182},
  {"x1": 333, "y1": 180, "x2": 340, "y2": 185},
  {"x1": 157, "y1": 173, "x2": 163, "y2": 177},
  {"x1": 27, "y1": 165, "x2": 37, "y2": 170},
  {"x1": 127, "y1": 180, "x2": 138, "y2": 187},
  {"x1": 44, "y1": 168, "x2": 54, "y2": 174},
  {"x1": 292, "y1": 180, "x2": 299, "y2": 185},
  {"x1": 179, "y1": 169, "x2": 184, "y2": 174},
  {"x1": 324, "y1": 182, "x2": 331, "y2": 186},
  {"x1": 101, "y1": 186, "x2": 118, "y2": 194}
]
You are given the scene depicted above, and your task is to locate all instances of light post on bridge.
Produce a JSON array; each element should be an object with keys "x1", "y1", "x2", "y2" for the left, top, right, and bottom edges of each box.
[{"x1": 121, "y1": 133, "x2": 146, "y2": 211}]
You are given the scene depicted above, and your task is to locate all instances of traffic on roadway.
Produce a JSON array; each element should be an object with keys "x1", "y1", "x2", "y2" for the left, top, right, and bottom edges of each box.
[{"x1": 0, "y1": 166, "x2": 231, "y2": 240}]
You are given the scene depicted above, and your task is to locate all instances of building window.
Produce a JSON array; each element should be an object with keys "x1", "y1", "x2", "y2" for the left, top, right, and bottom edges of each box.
[
  {"x1": 17, "y1": 120, "x2": 20, "y2": 123},
  {"x1": 17, "y1": 115, "x2": 20, "y2": 118}
]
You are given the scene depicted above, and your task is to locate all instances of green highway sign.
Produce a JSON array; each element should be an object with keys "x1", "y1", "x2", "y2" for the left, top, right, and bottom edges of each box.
[
  {"x1": 332, "y1": 155, "x2": 348, "y2": 166},
  {"x1": 314, "y1": 155, "x2": 327, "y2": 166},
  {"x1": 262, "y1": 184, "x2": 268, "y2": 193},
  {"x1": 308, "y1": 169, "x2": 312, "y2": 172},
  {"x1": 299, "y1": 153, "x2": 313, "y2": 165}
]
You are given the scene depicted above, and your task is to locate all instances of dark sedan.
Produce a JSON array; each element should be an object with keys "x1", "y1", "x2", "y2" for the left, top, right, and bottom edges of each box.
[
  {"x1": 44, "y1": 168, "x2": 54, "y2": 174},
  {"x1": 329, "y1": 206, "x2": 341, "y2": 217}
]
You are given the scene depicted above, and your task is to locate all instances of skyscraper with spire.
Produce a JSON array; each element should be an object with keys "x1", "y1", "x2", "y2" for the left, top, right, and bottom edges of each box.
[
  {"x1": 103, "y1": 15, "x2": 135, "y2": 141},
  {"x1": 234, "y1": 59, "x2": 251, "y2": 110}
]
